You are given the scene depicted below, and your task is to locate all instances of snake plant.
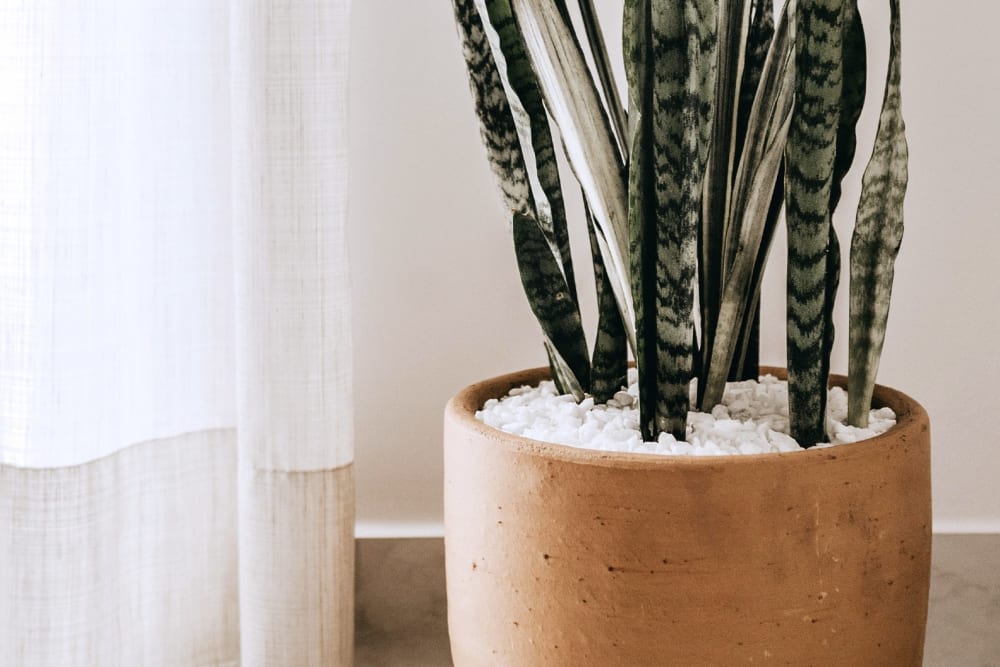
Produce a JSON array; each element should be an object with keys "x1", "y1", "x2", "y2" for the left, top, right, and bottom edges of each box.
[{"x1": 454, "y1": 0, "x2": 908, "y2": 446}]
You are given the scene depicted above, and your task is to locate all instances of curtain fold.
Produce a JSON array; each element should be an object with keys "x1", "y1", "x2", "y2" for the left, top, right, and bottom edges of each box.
[
  {"x1": 0, "y1": 0, "x2": 354, "y2": 664},
  {"x1": 231, "y1": 0, "x2": 355, "y2": 663}
]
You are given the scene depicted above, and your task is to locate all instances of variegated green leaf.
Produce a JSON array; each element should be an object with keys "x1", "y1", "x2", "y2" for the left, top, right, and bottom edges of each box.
[
  {"x1": 648, "y1": 0, "x2": 718, "y2": 439},
  {"x1": 734, "y1": 0, "x2": 775, "y2": 175},
  {"x1": 727, "y1": 0, "x2": 776, "y2": 382},
  {"x1": 513, "y1": 213, "x2": 591, "y2": 395},
  {"x1": 701, "y1": 1, "x2": 795, "y2": 409},
  {"x1": 511, "y1": 0, "x2": 637, "y2": 353},
  {"x1": 482, "y1": 0, "x2": 578, "y2": 301},
  {"x1": 723, "y1": 0, "x2": 784, "y2": 278},
  {"x1": 700, "y1": 0, "x2": 750, "y2": 386},
  {"x1": 731, "y1": 173, "x2": 783, "y2": 377},
  {"x1": 848, "y1": 0, "x2": 907, "y2": 427},
  {"x1": 703, "y1": 129, "x2": 791, "y2": 409},
  {"x1": 544, "y1": 339, "x2": 586, "y2": 398},
  {"x1": 830, "y1": 0, "x2": 866, "y2": 212},
  {"x1": 624, "y1": 0, "x2": 658, "y2": 439},
  {"x1": 578, "y1": 0, "x2": 629, "y2": 156},
  {"x1": 817, "y1": 2, "x2": 865, "y2": 402},
  {"x1": 586, "y1": 203, "x2": 628, "y2": 402},
  {"x1": 454, "y1": 0, "x2": 532, "y2": 217},
  {"x1": 453, "y1": 0, "x2": 589, "y2": 396},
  {"x1": 784, "y1": 0, "x2": 846, "y2": 446}
]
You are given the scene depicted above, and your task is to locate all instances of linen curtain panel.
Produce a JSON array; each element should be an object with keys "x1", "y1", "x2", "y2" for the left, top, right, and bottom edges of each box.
[{"x1": 0, "y1": 1, "x2": 355, "y2": 665}]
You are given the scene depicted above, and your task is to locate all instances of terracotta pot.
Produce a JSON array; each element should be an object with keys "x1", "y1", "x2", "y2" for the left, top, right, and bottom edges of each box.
[{"x1": 444, "y1": 366, "x2": 931, "y2": 666}]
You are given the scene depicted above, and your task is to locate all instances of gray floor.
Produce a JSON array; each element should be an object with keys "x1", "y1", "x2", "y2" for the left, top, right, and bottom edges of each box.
[{"x1": 356, "y1": 535, "x2": 1000, "y2": 666}]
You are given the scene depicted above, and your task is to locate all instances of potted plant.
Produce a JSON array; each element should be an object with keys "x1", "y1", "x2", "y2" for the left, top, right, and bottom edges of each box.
[{"x1": 445, "y1": 0, "x2": 928, "y2": 664}]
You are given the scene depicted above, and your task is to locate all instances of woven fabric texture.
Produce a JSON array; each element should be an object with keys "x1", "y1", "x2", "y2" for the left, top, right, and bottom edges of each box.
[{"x1": 0, "y1": 0, "x2": 355, "y2": 664}]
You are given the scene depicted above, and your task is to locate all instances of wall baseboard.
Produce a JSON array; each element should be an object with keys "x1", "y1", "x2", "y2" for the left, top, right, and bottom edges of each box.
[
  {"x1": 356, "y1": 521, "x2": 444, "y2": 539},
  {"x1": 932, "y1": 519, "x2": 1000, "y2": 534},
  {"x1": 355, "y1": 519, "x2": 1000, "y2": 539}
]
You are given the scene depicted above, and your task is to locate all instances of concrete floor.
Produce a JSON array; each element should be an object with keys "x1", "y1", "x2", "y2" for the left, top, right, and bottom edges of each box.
[{"x1": 356, "y1": 534, "x2": 1000, "y2": 666}]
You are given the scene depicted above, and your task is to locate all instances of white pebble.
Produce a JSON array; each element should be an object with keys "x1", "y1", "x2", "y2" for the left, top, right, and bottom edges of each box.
[{"x1": 613, "y1": 391, "x2": 634, "y2": 406}]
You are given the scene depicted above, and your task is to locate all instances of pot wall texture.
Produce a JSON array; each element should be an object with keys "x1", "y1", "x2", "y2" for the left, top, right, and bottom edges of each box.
[{"x1": 350, "y1": 0, "x2": 1000, "y2": 533}]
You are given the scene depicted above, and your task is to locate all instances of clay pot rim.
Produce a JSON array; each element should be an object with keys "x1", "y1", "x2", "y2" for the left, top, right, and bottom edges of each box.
[{"x1": 446, "y1": 365, "x2": 929, "y2": 470}]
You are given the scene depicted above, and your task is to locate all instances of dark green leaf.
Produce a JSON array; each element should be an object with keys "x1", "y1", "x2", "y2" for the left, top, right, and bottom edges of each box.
[
  {"x1": 624, "y1": 0, "x2": 658, "y2": 439},
  {"x1": 734, "y1": 0, "x2": 775, "y2": 179},
  {"x1": 784, "y1": 0, "x2": 847, "y2": 446},
  {"x1": 578, "y1": 0, "x2": 629, "y2": 157},
  {"x1": 830, "y1": 1, "x2": 866, "y2": 213},
  {"x1": 700, "y1": 0, "x2": 750, "y2": 390},
  {"x1": 513, "y1": 213, "x2": 592, "y2": 397},
  {"x1": 648, "y1": 0, "x2": 718, "y2": 439},
  {"x1": 848, "y1": 0, "x2": 907, "y2": 427},
  {"x1": 512, "y1": 0, "x2": 637, "y2": 352},
  {"x1": 701, "y1": 1, "x2": 794, "y2": 410},
  {"x1": 586, "y1": 203, "x2": 628, "y2": 402},
  {"x1": 821, "y1": 1, "x2": 865, "y2": 398},
  {"x1": 453, "y1": 0, "x2": 533, "y2": 217},
  {"x1": 728, "y1": 0, "x2": 775, "y2": 382},
  {"x1": 453, "y1": 0, "x2": 589, "y2": 395},
  {"x1": 483, "y1": 0, "x2": 578, "y2": 301}
]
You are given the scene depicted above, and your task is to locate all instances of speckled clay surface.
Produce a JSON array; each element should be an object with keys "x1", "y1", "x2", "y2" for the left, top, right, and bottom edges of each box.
[{"x1": 444, "y1": 367, "x2": 932, "y2": 666}]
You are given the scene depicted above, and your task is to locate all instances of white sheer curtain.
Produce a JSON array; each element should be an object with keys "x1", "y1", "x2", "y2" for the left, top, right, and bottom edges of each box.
[{"x1": 0, "y1": 1, "x2": 354, "y2": 664}]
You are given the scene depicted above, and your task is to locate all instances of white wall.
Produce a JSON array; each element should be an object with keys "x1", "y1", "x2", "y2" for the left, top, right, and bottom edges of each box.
[{"x1": 350, "y1": 1, "x2": 1000, "y2": 535}]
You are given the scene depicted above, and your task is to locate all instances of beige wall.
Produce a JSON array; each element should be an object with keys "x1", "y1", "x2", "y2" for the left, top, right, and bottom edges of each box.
[{"x1": 350, "y1": 1, "x2": 1000, "y2": 534}]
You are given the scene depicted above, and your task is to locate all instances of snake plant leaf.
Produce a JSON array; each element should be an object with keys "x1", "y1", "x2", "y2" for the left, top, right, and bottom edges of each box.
[
  {"x1": 703, "y1": 137, "x2": 789, "y2": 411},
  {"x1": 784, "y1": 0, "x2": 847, "y2": 446},
  {"x1": 701, "y1": 4, "x2": 795, "y2": 410},
  {"x1": 543, "y1": 339, "x2": 587, "y2": 398},
  {"x1": 830, "y1": 0, "x2": 866, "y2": 213},
  {"x1": 513, "y1": 213, "x2": 592, "y2": 396},
  {"x1": 511, "y1": 0, "x2": 637, "y2": 354},
  {"x1": 454, "y1": 0, "x2": 533, "y2": 217},
  {"x1": 734, "y1": 0, "x2": 775, "y2": 176},
  {"x1": 700, "y1": 0, "x2": 750, "y2": 384},
  {"x1": 623, "y1": 0, "x2": 658, "y2": 439},
  {"x1": 817, "y1": 1, "x2": 864, "y2": 396},
  {"x1": 722, "y1": 0, "x2": 788, "y2": 281},
  {"x1": 577, "y1": 0, "x2": 629, "y2": 157},
  {"x1": 481, "y1": 0, "x2": 578, "y2": 301},
  {"x1": 731, "y1": 174, "x2": 784, "y2": 376},
  {"x1": 649, "y1": 0, "x2": 718, "y2": 439},
  {"x1": 826, "y1": 3, "x2": 863, "y2": 380},
  {"x1": 454, "y1": 0, "x2": 589, "y2": 396},
  {"x1": 586, "y1": 203, "x2": 628, "y2": 402},
  {"x1": 727, "y1": 0, "x2": 775, "y2": 382},
  {"x1": 848, "y1": 0, "x2": 907, "y2": 427}
]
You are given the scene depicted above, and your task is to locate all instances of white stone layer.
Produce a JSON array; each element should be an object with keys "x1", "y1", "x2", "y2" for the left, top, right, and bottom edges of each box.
[{"x1": 477, "y1": 371, "x2": 896, "y2": 456}]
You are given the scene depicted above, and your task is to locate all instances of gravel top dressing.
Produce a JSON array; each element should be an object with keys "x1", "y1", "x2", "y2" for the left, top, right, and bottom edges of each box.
[{"x1": 477, "y1": 370, "x2": 896, "y2": 456}]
